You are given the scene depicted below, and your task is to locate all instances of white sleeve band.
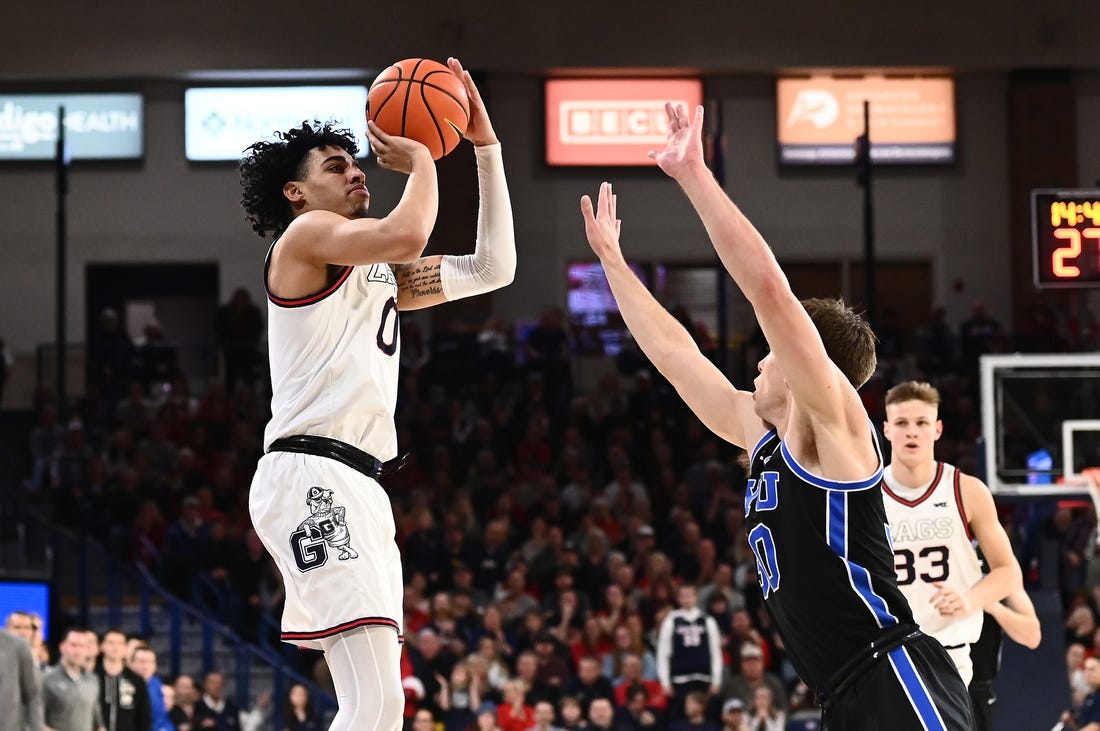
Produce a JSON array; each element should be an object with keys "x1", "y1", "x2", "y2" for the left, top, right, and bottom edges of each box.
[{"x1": 439, "y1": 143, "x2": 516, "y2": 300}]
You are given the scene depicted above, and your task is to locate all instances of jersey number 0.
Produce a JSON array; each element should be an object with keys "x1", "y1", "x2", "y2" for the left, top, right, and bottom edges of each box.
[
  {"x1": 376, "y1": 297, "x2": 399, "y2": 355},
  {"x1": 746, "y1": 472, "x2": 781, "y2": 597}
]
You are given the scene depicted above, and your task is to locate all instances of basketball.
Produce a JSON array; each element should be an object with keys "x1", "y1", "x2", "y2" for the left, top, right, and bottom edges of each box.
[{"x1": 367, "y1": 58, "x2": 471, "y2": 161}]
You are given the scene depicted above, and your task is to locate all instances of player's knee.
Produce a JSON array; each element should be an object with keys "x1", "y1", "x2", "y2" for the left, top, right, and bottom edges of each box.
[
  {"x1": 363, "y1": 677, "x2": 407, "y2": 729},
  {"x1": 331, "y1": 687, "x2": 403, "y2": 731},
  {"x1": 374, "y1": 682, "x2": 405, "y2": 731}
]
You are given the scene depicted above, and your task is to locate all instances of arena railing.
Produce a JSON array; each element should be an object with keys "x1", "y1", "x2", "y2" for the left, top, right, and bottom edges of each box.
[{"x1": 11, "y1": 498, "x2": 336, "y2": 723}]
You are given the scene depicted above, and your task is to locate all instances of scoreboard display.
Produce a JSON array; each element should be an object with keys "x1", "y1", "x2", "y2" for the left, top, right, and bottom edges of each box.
[{"x1": 1032, "y1": 188, "x2": 1100, "y2": 288}]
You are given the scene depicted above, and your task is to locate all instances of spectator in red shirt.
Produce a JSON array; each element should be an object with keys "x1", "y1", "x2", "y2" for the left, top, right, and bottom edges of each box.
[
  {"x1": 403, "y1": 583, "x2": 432, "y2": 637},
  {"x1": 613, "y1": 653, "x2": 666, "y2": 711},
  {"x1": 569, "y1": 616, "x2": 613, "y2": 669},
  {"x1": 726, "y1": 609, "x2": 769, "y2": 669},
  {"x1": 497, "y1": 679, "x2": 535, "y2": 731}
]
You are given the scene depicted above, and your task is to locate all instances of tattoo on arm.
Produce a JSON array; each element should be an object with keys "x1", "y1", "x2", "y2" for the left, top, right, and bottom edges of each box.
[{"x1": 396, "y1": 261, "x2": 444, "y2": 299}]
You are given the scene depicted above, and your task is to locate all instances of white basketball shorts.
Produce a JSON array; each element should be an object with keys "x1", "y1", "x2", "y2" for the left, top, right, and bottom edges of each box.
[{"x1": 249, "y1": 450, "x2": 404, "y2": 649}]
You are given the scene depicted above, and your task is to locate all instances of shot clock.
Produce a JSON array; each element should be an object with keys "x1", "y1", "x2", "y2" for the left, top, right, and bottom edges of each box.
[{"x1": 1031, "y1": 188, "x2": 1100, "y2": 288}]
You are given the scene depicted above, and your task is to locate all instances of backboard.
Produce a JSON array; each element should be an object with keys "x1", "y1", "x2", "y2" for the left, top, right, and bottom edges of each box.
[{"x1": 980, "y1": 353, "x2": 1100, "y2": 496}]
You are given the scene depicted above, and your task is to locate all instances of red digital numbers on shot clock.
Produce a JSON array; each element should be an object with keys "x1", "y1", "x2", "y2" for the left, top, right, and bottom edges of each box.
[{"x1": 1032, "y1": 189, "x2": 1100, "y2": 288}]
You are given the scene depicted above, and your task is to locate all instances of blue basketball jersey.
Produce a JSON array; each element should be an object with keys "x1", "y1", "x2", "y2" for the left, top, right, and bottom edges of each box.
[
  {"x1": 669, "y1": 613, "x2": 714, "y2": 679},
  {"x1": 744, "y1": 428, "x2": 916, "y2": 692}
]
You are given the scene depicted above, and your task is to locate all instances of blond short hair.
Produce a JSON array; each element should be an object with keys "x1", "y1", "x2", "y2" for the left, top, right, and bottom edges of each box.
[{"x1": 884, "y1": 381, "x2": 940, "y2": 409}]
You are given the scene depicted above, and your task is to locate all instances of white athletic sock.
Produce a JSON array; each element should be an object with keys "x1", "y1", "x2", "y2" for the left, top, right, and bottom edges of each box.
[{"x1": 321, "y1": 626, "x2": 404, "y2": 731}]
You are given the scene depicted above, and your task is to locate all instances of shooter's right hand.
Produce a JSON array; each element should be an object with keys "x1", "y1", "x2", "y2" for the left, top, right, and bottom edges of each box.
[{"x1": 367, "y1": 119, "x2": 432, "y2": 174}]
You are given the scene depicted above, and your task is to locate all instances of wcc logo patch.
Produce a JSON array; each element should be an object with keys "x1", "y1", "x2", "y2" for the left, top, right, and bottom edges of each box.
[{"x1": 289, "y1": 485, "x2": 359, "y2": 572}]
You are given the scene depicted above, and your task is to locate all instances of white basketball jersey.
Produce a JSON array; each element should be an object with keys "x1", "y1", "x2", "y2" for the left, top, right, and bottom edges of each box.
[
  {"x1": 263, "y1": 253, "x2": 402, "y2": 461},
  {"x1": 882, "y1": 462, "x2": 985, "y2": 647}
]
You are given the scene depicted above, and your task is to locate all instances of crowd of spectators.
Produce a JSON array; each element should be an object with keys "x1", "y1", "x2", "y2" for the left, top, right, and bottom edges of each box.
[
  {"x1": 16, "y1": 288, "x2": 1100, "y2": 729},
  {"x1": 1, "y1": 611, "x2": 321, "y2": 731}
]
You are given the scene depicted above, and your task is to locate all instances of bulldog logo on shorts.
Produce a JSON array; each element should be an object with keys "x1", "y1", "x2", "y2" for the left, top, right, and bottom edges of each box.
[{"x1": 289, "y1": 485, "x2": 359, "y2": 572}]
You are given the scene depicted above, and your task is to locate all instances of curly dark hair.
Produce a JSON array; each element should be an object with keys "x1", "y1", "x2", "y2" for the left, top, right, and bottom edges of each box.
[{"x1": 238, "y1": 120, "x2": 359, "y2": 238}]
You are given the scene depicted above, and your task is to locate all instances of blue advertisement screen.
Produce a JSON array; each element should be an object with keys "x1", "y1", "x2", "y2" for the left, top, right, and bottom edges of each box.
[{"x1": 0, "y1": 580, "x2": 51, "y2": 640}]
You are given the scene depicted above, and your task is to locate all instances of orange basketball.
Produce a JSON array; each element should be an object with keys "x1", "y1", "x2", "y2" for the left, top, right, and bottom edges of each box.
[{"x1": 367, "y1": 58, "x2": 470, "y2": 161}]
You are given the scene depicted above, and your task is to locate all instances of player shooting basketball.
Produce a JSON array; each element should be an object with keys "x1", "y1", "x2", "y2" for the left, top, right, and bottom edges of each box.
[
  {"x1": 580, "y1": 104, "x2": 974, "y2": 729},
  {"x1": 240, "y1": 57, "x2": 515, "y2": 731}
]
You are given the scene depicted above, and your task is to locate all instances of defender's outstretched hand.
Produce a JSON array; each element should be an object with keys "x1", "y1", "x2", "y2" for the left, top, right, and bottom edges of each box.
[
  {"x1": 448, "y1": 57, "x2": 499, "y2": 147},
  {"x1": 580, "y1": 182, "x2": 624, "y2": 263},
  {"x1": 649, "y1": 103, "x2": 706, "y2": 180}
]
